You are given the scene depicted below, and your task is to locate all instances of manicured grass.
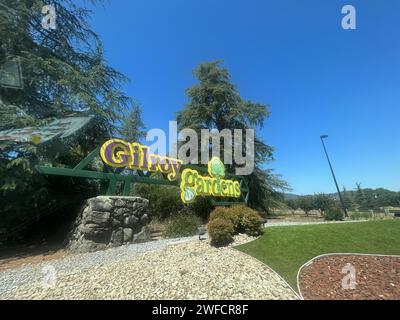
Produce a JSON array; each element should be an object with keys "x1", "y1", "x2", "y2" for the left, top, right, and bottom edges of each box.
[{"x1": 236, "y1": 220, "x2": 400, "y2": 289}]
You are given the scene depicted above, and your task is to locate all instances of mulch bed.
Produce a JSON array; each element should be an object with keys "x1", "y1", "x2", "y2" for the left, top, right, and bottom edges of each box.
[
  {"x1": 0, "y1": 245, "x2": 69, "y2": 273},
  {"x1": 298, "y1": 254, "x2": 400, "y2": 300}
]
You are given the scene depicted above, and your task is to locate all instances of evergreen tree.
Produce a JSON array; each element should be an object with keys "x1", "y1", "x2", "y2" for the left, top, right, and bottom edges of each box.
[
  {"x1": 355, "y1": 183, "x2": 375, "y2": 210},
  {"x1": 355, "y1": 183, "x2": 365, "y2": 209},
  {"x1": 118, "y1": 105, "x2": 146, "y2": 142},
  {"x1": 1, "y1": 0, "x2": 131, "y2": 128},
  {"x1": 177, "y1": 61, "x2": 288, "y2": 212},
  {"x1": 342, "y1": 187, "x2": 356, "y2": 211},
  {"x1": 286, "y1": 199, "x2": 298, "y2": 215},
  {"x1": 296, "y1": 196, "x2": 315, "y2": 216},
  {"x1": 0, "y1": 0, "x2": 133, "y2": 239},
  {"x1": 313, "y1": 193, "x2": 336, "y2": 214}
]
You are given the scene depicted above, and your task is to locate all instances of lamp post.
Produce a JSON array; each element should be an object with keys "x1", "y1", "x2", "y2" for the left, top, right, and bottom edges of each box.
[{"x1": 320, "y1": 135, "x2": 348, "y2": 217}]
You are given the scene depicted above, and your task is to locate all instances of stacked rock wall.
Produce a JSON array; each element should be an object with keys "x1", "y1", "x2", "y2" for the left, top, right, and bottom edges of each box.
[{"x1": 68, "y1": 196, "x2": 151, "y2": 253}]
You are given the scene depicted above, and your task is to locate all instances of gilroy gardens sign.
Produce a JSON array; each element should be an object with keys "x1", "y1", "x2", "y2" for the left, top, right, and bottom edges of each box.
[{"x1": 36, "y1": 139, "x2": 249, "y2": 206}]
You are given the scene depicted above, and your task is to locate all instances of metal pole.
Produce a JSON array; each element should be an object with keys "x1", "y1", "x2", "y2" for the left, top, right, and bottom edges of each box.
[{"x1": 320, "y1": 136, "x2": 348, "y2": 217}]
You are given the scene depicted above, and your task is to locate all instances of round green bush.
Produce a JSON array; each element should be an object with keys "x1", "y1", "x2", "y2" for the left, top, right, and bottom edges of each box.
[
  {"x1": 360, "y1": 211, "x2": 372, "y2": 220},
  {"x1": 208, "y1": 218, "x2": 234, "y2": 246},
  {"x1": 349, "y1": 211, "x2": 361, "y2": 220},
  {"x1": 241, "y1": 212, "x2": 263, "y2": 236},
  {"x1": 209, "y1": 207, "x2": 241, "y2": 232},
  {"x1": 209, "y1": 205, "x2": 263, "y2": 237},
  {"x1": 324, "y1": 208, "x2": 344, "y2": 221},
  {"x1": 229, "y1": 205, "x2": 263, "y2": 236}
]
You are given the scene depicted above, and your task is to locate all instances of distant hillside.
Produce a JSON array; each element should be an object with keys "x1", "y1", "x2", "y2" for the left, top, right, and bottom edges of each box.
[
  {"x1": 283, "y1": 188, "x2": 400, "y2": 209},
  {"x1": 283, "y1": 193, "x2": 340, "y2": 200},
  {"x1": 283, "y1": 193, "x2": 300, "y2": 200}
]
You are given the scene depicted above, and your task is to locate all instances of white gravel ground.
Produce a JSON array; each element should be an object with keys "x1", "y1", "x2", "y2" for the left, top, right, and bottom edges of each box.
[
  {"x1": 0, "y1": 235, "x2": 298, "y2": 300},
  {"x1": 0, "y1": 236, "x2": 196, "y2": 299}
]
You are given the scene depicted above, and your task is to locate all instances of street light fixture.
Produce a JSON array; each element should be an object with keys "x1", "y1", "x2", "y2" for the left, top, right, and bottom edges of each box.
[{"x1": 320, "y1": 135, "x2": 348, "y2": 217}]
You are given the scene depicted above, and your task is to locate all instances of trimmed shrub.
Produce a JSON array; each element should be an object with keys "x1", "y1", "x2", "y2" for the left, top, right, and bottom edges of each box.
[
  {"x1": 230, "y1": 205, "x2": 263, "y2": 236},
  {"x1": 360, "y1": 211, "x2": 372, "y2": 220},
  {"x1": 209, "y1": 205, "x2": 263, "y2": 240},
  {"x1": 209, "y1": 207, "x2": 241, "y2": 232},
  {"x1": 349, "y1": 211, "x2": 371, "y2": 220},
  {"x1": 208, "y1": 218, "x2": 234, "y2": 246},
  {"x1": 324, "y1": 208, "x2": 344, "y2": 221},
  {"x1": 163, "y1": 208, "x2": 202, "y2": 238},
  {"x1": 209, "y1": 206, "x2": 228, "y2": 220},
  {"x1": 349, "y1": 211, "x2": 361, "y2": 220},
  {"x1": 239, "y1": 209, "x2": 263, "y2": 236}
]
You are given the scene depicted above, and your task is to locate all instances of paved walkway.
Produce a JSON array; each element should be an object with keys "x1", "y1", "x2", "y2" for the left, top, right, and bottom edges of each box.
[{"x1": 264, "y1": 220, "x2": 368, "y2": 228}]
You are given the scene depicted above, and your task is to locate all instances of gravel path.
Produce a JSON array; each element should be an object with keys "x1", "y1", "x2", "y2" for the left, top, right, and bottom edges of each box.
[
  {"x1": 264, "y1": 220, "x2": 368, "y2": 228},
  {"x1": 0, "y1": 235, "x2": 298, "y2": 300},
  {"x1": 0, "y1": 236, "x2": 196, "y2": 299}
]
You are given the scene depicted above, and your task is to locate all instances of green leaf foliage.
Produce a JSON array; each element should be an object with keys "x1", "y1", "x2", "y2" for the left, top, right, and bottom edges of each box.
[{"x1": 0, "y1": 1, "x2": 139, "y2": 241}]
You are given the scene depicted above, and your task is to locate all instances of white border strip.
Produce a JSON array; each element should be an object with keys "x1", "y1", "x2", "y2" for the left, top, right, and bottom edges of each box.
[
  {"x1": 296, "y1": 252, "x2": 400, "y2": 300},
  {"x1": 233, "y1": 248, "x2": 301, "y2": 300}
]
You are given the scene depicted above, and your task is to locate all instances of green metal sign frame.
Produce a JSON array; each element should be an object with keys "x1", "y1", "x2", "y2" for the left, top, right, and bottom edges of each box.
[{"x1": 35, "y1": 147, "x2": 250, "y2": 206}]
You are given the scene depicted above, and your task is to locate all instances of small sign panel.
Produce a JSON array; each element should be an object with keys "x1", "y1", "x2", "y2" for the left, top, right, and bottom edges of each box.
[{"x1": 0, "y1": 58, "x2": 23, "y2": 89}]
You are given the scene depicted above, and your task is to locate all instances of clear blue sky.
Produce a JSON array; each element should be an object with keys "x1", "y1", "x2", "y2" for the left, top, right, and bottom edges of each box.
[{"x1": 82, "y1": 0, "x2": 400, "y2": 195}]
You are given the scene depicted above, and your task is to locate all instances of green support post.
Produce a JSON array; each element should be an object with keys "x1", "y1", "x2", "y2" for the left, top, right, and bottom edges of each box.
[
  {"x1": 106, "y1": 176, "x2": 117, "y2": 196},
  {"x1": 123, "y1": 180, "x2": 131, "y2": 196}
]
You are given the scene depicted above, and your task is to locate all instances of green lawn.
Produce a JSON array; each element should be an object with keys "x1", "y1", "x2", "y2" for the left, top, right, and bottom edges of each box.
[{"x1": 236, "y1": 220, "x2": 400, "y2": 289}]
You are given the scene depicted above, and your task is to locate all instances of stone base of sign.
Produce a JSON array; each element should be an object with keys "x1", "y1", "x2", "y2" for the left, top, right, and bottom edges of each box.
[{"x1": 67, "y1": 196, "x2": 152, "y2": 253}]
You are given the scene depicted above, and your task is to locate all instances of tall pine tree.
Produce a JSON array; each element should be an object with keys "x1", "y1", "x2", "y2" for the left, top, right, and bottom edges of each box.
[
  {"x1": 118, "y1": 105, "x2": 146, "y2": 142},
  {"x1": 177, "y1": 61, "x2": 288, "y2": 212},
  {"x1": 0, "y1": 1, "x2": 134, "y2": 239}
]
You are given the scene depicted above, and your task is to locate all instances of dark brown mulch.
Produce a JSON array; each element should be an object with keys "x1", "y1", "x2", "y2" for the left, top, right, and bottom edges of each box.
[
  {"x1": 0, "y1": 245, "x2": 69, "y2": 273},
  {"x1": 298, "y1": 255, "x2": 400, "y2": 300}
]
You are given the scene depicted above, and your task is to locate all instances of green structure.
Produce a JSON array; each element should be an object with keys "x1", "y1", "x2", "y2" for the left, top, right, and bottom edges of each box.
[{"x1": 35, "y1": 147, "x2": 250, "y2": 206}]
